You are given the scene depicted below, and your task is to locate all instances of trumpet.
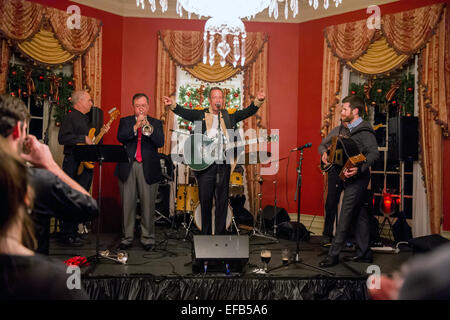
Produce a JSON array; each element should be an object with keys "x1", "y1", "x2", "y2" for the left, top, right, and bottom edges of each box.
[{"x1": 139, "y1": 113, "x2": 153, "y2": 136}]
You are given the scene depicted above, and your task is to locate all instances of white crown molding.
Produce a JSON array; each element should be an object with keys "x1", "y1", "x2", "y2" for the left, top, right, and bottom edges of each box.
[{"x1": 71, "y1": 0, "x2": 399, "y2": 23}]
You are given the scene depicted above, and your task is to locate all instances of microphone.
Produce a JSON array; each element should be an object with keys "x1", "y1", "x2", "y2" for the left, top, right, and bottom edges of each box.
[{"x1": 291, "y1": 143, "x2": 312, "y2": 151}]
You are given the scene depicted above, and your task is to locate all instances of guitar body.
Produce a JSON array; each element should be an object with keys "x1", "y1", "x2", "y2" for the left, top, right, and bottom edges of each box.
[
  {"x1": 183, "y1": 133, "x2": 217, "y2": 171},
  {"x1": 76, "y1": 108, "x2": 120, "y2": 176},
  {"x1": 183, "y1": 133, "x2": 278, "y2": 172}
]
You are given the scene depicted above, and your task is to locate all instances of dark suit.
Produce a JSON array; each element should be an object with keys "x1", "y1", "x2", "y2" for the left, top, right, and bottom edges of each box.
[
  {"x1": 173, "y1": 102, "x2": 260, "y2": 235},
  {"x1": 115, "y1": 115, "x2": 164, "y2": 246}
]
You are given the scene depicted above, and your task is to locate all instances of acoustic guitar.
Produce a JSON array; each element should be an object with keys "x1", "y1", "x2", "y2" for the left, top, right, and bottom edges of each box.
[{"x1": 77, "y1": 107, "x2": 120, "y2": 175}]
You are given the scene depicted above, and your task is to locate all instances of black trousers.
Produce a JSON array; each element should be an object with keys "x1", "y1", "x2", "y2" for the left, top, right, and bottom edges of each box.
[
  {"x1": 328, "y1": 172, "x2": 371, "y2": 258},
  {"x1": 195, "y1": 164, "x2": 230, "y2": 235},
  {"x1": 61, "y1": 154, "x2": 93, "y2": 238},
  {"x1": 323, "y1": 169, "x2": 344, "y2": 239}
]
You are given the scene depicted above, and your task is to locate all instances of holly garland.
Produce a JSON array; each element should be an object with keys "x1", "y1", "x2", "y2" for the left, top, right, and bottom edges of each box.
[
  {"x1": 7, "y1": 64, "x2": 74, "y2": 124},
  {"x1": 177, "y1": 84, "x2": 242, "y2": 131},
  {"x1": 349, "y1": 73, "x2": 415, "y2": 119}
]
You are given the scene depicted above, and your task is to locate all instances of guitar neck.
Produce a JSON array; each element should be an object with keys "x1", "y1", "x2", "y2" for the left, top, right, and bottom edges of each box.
[
  {"x1": 229, "y1": 137, "x2": 262, "y2": 149},
  {"x1": 93, "y1": 117, "x2": 114, "y2": 144}
]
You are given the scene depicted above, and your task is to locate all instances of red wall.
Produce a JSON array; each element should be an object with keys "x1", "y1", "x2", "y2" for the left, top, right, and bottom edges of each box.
[
  {"x1": 121, "y1": 18, "x2": 301, "y2": 215},
  {"x1": 297, "y1": 0, "x2": 450, "y2": 231},
  {"x1": 28, "y1": 0, "x2": 450, "y2": 232}
]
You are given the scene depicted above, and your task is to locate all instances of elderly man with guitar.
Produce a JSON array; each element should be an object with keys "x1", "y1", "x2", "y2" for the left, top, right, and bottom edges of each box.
[
  {"x1": 58, "y1": 90, "x2": 111, "y2": 247},
  {"x1": 164, "y1": 87, "x2": 265, "y2": 235}
]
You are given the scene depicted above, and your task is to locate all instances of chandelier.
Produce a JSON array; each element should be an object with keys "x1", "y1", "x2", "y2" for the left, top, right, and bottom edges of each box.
[{"x1": 136, "y1": 0, "x2": 343, "y2": 67}]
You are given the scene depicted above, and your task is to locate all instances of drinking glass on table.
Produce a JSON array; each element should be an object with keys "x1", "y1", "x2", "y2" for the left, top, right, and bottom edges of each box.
[{"x1": 260, "y1": 249, "x2": 271, "y2": 272}]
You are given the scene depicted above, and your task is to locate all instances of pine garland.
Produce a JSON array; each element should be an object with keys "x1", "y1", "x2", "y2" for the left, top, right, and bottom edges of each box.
[{"x1": 7, "y1": 65, "x2": 74, "y2": 124}]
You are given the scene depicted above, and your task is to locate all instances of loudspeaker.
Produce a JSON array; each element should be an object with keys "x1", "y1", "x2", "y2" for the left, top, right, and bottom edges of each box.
[
  {"x1": 388, "y1": 116, "x2": 418, "y2": 161},
  {"x1": 87, "y1": 106, "x2": 104, "y2": 140},
  {"x1": 192, "y1": 235, "x2": 249, "y2": 273},
  {"x1": 261, "y1": 206, "x2": 290, "y2": 228}
]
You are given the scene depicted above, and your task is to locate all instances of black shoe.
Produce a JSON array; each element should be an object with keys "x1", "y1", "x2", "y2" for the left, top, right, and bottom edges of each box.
[
  {"x1": 143, "y1": 244, "x2": 153, "y2": 251},
  {"x1": 319, "y1": 255, "x2": 339, "y2": 268},
  {"x1": 342, "y1": 255, "x2": 373, "y2": 263},
  {"x1": 118, "y1": 243, "x2": 132, "y2": 250},
  {"x1": 63, "y1": 236, "x2": 83, "y2": 247}
]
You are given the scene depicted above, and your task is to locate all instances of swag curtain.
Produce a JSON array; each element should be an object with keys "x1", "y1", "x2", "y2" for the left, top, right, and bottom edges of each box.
[
  {"x1": 155, "y1": 30, "x2": 269, "y2": 214},
  {"x1": 321, "y1": 3, "x2": 449, "y2": 234},
  {"x1": 0, "y1": 0, "x2": 102, "y2": 106}
]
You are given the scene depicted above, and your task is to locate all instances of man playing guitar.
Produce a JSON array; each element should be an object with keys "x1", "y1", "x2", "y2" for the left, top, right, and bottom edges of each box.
[{"x1": 163, "y1": 87, "x2": 265, "y2": 235}]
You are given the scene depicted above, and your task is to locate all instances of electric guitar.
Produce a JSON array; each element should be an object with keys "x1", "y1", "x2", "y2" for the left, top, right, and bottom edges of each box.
[
  {"x1": 183, "y1": 133, "x2": 278, "y2": 171},
  {"x1": 77, "y1": 107, "x2": 120, "y2": 175}
]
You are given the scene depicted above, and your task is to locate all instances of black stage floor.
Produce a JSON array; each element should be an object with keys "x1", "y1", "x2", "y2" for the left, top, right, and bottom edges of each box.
[{"x1": 49, "y1": 225, "x2": 413, "y2": 300}]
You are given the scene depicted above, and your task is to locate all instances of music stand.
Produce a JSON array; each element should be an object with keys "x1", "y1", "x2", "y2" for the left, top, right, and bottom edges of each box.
[{"x1": 73, "y1": 145, "x2": 128, "y2": 264}]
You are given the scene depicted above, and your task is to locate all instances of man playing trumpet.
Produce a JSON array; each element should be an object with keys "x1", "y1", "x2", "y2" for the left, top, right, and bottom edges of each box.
[{"x1": 115, "y1": 93, "x2": 164, "y2": 251}]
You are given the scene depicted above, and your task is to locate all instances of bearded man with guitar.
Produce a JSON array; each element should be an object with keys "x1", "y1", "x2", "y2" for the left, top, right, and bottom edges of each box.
[{"x1": 164, "y1": 87, "x2": 265, "y2": 235}]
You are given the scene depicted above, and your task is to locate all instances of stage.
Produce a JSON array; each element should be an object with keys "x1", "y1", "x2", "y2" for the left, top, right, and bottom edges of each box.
[{"x1": 49, "y1": 225, "x2": 413, "y2": 300}]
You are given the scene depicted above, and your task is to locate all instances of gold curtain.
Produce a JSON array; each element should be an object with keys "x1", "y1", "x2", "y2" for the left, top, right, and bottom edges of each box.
[
  {"x1": 382, "y1": 3, "x2": 445, "y2": 55},
  {"x1": 156, "y1": 30, "x2": 269, "y2": 213},
  {"x1": 321, "y1": 3, "x2": 449, "y2": 234},
  {"x1": 347, "y1": 37, "x2": 410, "y2": 76},
  {"x1": 186, "y1": 55, "x2": 239, "y2": 83},
  {"x1": 17, "y1": 29, "x2": 74, "y2": 65},
  {"x1": 0, "y1": 0, "x2": 102, "y2": 105},
  {"x1": 418, "y1": 10, "x2": 448, "y2": 234},
  {"x1": 0, "y1": 0, "x2": 44, "y2": 41},
  {"x1": 324, "y1": 19, "x2": 376, "y2": 62},
  {"x1": 0, "y1": 39, "x2": 11, "y2": 94}
]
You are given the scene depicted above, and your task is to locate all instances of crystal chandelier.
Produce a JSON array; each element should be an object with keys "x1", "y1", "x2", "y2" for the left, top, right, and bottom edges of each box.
[{"x1": 136, "y1": 0, "x2": 343, "y2": 67}]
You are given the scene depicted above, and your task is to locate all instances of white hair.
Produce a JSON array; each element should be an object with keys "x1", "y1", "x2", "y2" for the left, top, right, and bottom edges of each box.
[{"x1": 71, "y1": 91, "x2": 87, "y2": 105}]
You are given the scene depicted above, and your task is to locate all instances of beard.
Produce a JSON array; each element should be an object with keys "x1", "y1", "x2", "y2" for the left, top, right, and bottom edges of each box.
[{"x1": 341, "y1": 114, "x2": 354, "y2": 123}]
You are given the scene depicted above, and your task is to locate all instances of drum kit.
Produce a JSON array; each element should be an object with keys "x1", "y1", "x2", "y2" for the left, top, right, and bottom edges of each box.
[
  {"x1": 172, "y1": 155, "x2": 242, "y2": 237},
  {"x1": 170, "y1": 149, "x2": 276, "y2": 241}
]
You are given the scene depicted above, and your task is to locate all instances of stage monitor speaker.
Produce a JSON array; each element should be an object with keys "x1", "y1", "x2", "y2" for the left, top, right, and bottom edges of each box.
[
  {"x1": 261, "y1": 205, "x2": 290, "y2": 228},
  {"x1": 388, "y1": 116, "x2": 418, "y2": 161},
  {"x1": 192, "y1": 235, "x2": 249, "y2": 273},
  {"x1": 407, "y1": 234, "x2": 449, "y2": 253}
]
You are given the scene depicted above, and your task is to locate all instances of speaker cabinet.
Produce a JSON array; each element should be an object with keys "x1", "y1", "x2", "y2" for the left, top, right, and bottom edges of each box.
[
  {"x1": 192, "y1": 235, "x2": 249, "y2": 273},
  {"x1": 388, "y1": 116, "x2": 418, "y2": 161}
]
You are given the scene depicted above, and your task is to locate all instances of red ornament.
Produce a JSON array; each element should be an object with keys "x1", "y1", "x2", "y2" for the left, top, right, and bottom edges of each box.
[
  {"x1": 68, "y1": 81, "x2": 73, "y2": 86},
  {"x1": 42, "y1": 94, "x2": 47, "y2": 99},
  {"x1": 351, "y1": 91, "x2": 356, "y2": 95},
  {"x1": 187, "y1": 92, "x2": 191, "y2": 97},
  {"x1": 407, "y1": 87, "x2": 413, "y2": 92},
  {"x1": 392, "y1": 101, "x2": 397, "y2": 105},
  {"x1": 12, "y1": 71, "x2": 16, "y2": 75},
  {"x1": 234, "y1": 93, "x2": 238, "y2": 97},
  {"x1": 11, "y1": 92, "x2": 15, "y2": 97},
  {"x1": 188, "y1": 126, "x2": 192, "y2": 131},
  {"x1": 39, "y1": 75, "x2": 44, "y2": 80},
  {"x1": 377, "y1": 89, "x2": 382, "y2": 93}
]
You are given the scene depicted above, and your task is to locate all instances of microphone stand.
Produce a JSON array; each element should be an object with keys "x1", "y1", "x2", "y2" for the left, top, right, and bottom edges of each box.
[{"x1": 269, "y1": 147, "x2": 334, "y2": 275}]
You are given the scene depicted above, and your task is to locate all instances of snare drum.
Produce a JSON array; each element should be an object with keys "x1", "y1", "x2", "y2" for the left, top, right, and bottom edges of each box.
[
  {"x1": 176, "y1": 184, "x2": 199, "y2": 213},
  {"x1": 193, "y1": 203, "x2": 233, "y2": 234}
]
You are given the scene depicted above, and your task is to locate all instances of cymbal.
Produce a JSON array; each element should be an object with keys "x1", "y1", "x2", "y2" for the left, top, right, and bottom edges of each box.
[{"x1": 238, "y1": 151, "x2": 272, "y2": 165}]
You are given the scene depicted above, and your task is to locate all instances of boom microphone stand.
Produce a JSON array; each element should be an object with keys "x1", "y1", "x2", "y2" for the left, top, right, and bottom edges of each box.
[{"x1": 270, "y1": 143, "x2": 334, "y2": 275}]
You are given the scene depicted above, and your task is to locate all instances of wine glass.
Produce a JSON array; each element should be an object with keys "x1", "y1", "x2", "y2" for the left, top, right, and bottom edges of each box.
[{"x1": 260, "y1": 249, "x2": 271, "y2": 272}]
